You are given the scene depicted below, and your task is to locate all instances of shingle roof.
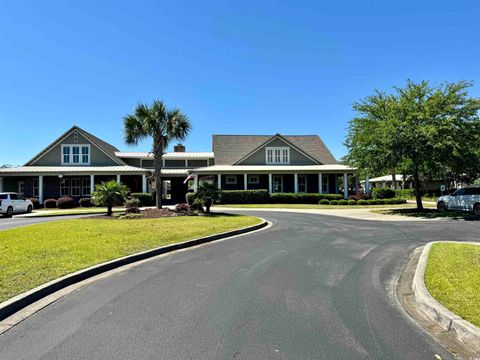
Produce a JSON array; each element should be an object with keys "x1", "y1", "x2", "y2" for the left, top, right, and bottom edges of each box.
[{"x1": 212, "y1": 134, "x2": 337, "y2": 165}]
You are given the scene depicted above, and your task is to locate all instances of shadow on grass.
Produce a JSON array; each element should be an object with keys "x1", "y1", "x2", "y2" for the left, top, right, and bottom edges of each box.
[{"x1": 375, "y1": 208, "x2": 480, "y2": 221}]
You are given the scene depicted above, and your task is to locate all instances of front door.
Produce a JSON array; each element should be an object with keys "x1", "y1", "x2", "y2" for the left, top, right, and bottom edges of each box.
[{"x1": 273, "y1": 175, "x2": 283, "y2": 193}]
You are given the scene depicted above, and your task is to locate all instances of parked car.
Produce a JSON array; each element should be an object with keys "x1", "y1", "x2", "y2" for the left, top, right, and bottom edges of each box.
[
  {"x1": 437, "y1": 187, "x2": 480, "y2": 216},
  {"x1": 0, "y1": 192, "x2": 34, "y2": 217}
]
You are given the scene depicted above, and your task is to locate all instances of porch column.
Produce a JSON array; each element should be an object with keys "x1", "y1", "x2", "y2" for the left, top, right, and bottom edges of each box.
[
  {"x1": 268, "y1": 174, "x2": 273, "y2": 193},
  {"x1": 294, "y1": 173, "x2": 298, "y2": 193},
  {"x1": 217, "y1": 174, "x2": 221, "y2": 190},
  {"x1": 243, "y1": 174, "x2": 248, "y2": 190},
  {"x1": 193, "y1": 174, "x2": 198, "y2": 192},
  {"x1": 343, "y1": 173, "x2": 348, "y2": 199},
  {"x1": 355, "y1": 176, "x2": 359, "y2": 193},
  {"x1": 142, "y1": 175, "x2": 147, "y2": 193},
  {"x1": 0, "y1": 177, "x2": 3, "y2": 193},
  {"x1": 38, "y1": 175, "x2": 44, "y2": 204},
  {"x1": 116, "y1": 174, "x2": 121, "y2": 184},
  {"x1": 90, "y1": 175, "x2": 95, "y2": 195},
  {"x1": 365, "y1": 176, "x2": 370, "y2": 194},
  {"x1": 318, "y1": 173, "x2": 323, "y2": 194}
]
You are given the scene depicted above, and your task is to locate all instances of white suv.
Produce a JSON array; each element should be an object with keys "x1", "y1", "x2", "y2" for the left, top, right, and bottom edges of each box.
[
  {"x1": 437, "y1": 187, "x2": 480, "y2": 216},
  {"x1": 0, "y1": 192, "x2": 34, "y2": 217}
]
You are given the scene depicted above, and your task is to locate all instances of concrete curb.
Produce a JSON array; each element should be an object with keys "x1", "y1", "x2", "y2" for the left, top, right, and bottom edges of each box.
[
  {"x1": 0, "y1": 218, "x2": 268, "y2": 322},
  {"x1": 412, "y1": 241, "x2": 480, "y2": 353}
]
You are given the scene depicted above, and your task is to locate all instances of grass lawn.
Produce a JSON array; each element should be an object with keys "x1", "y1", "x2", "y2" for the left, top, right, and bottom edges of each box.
[
  {"x1": 371, "y1": 208, "x2": 477, "y2": 220},
  {"x1": 216, "y1": 203, "x2": 419, "y2": 210},
  {"x1": 30, "y1": 207, "x2": 125, "y2": 217},
  {"x1": 425, "y1": 243, "x2": 480, "y2": 327},
  {"x1": 0, "y1": 214, "x2": 261, "y2": 303}
]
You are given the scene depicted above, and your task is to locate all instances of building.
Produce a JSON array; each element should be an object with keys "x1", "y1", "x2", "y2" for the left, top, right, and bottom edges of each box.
[{"x1": 0, "y1": 126, "x2": 357, "y2": 204}]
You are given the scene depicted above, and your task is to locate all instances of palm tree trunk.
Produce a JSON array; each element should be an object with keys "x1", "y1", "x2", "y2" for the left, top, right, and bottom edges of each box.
[{"x1": 153, "y1": 144, "x2": 163, "y2": 209}]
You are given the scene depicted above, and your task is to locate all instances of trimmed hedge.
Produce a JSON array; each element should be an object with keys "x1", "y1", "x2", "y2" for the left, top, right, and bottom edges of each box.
[
  {"x1": 348, "y1": 200, "x2": 357, "y2": 205},
  {"x1": 28, "y1": 198, "x2": 41, "y2": 209},
  {"x1": 357, "y1": 199, "x2": 368, "y2": 205},
  {"x1": 395, "y1": 189, "x2": 415, "y2": 198},
  {"x1": 44, "y1": 198, "x2": 57, "y2": 208},
  {"x1": 329, "y1": 200, "x2": 338, "y2": 205},
  {"x1": 56, "y1": 197, "x2": 74, "y2": 209},
  {"x1": 219, "y1": 190, "x2": 270, "y2": 204},
  {"x1": 319, "y1": 199, "x2": 330, "y2": 205},
  {"x1": 131, "y1": 192, "x2": 154, "y2": 206},
  {"x1": 79, "y1": 198, "x2": 93, "y2": 207},
  {"x1": 372, "y1": 187, "x2": 396, "y2": 199},
  {"x1": 338, "y1": 200, "x2": 348, "y2": 205},
  {"x1": 269, "y1": 192, "x2": 343, "y2": 204}
]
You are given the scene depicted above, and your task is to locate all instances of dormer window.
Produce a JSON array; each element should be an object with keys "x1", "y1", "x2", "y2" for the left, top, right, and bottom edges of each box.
[
  {"x1": 266, "y1": 147, "x2": 290, "y2": 164},
  {"x1": 61, "y1": 144, "x2": 90, "y2": 165}
]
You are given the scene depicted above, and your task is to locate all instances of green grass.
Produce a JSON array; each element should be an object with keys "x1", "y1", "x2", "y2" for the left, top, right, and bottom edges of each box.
[
  {"x1": 0, "y1": 214, "x2": 261, "y2": 303},
  {"x1": 216, "y1": 203, "x2": 418, "y2": 209},
  {"x1": 371, "y1": 208, "x2": 476, "y2": 220},
  {"x1": 30, "y1": 208, "x2": 125, "y2": 217},
  {"x1": 425, "y1": 243, "x2": 480, "y2": 327}
]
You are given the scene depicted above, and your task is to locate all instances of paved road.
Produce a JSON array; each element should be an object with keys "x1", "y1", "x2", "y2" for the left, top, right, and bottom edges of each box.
[
  {"x1": 0, "y1": 211, "x2": 477, "y2": 359},
  {"x1": 0, "y1": 214, "x2": 93, "y2": 230}
]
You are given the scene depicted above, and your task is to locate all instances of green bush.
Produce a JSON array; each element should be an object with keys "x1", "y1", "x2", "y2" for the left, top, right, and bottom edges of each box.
[
  {"x1": 329, "y1": 200, "x2": 338, "y2": 205},
  {"x1": 269, "y1": 193, "x2": 343, "y2": 204},
  {"x1": 28, "y1": 198, "x2": 41, "y2": 209},
  {"x1": 319, "y1": 199, "x2": 330, "y2": 205},
  {"x1": 338, "y1": 200, "x2": 348, "y2": 205},
  {"x1": 43, "y1": 199, "x2": 57, "y2": 208},
  {"x1": 367, "y1": 199, "x2": 378, "y2": 205},
  {"x1": 372, "y1": 187, "x2": 396, "y2": 199},
  {"x1": 56, "y1": 196, "x2": 74, "y2": 209},
  {"x1": 357, "y1": 199, "x2": 368, "y2": 205},
  {"x1": 219, "y1": 190, "x2": 270, "y2": 204},
  {"x1": 186, "y1": 192, "x2": 197, "y2": 205},
  {"x1": 395, "y1": 189, "x2": 415, "y2": 198},
  {"x1": 348, "y1": 200, "x2": 357, "y2": 205},
  {"x1": 131, "y1": 192, "x2": 154, "y2": 206},
  {"x1": 376, "y1": 199, "x2": 386, "y2": 205}
]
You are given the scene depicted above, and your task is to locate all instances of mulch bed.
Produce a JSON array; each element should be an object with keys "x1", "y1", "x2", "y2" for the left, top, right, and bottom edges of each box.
[{"x1": 87, "y1": 208, "x2": 186, "y2": 220}]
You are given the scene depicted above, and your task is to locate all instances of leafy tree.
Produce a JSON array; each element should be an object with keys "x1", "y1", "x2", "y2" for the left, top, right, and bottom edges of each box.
[
  {"x1": 345, "y1": 80, "x2": 480, "y2": 210},
  {"x1": 124, "y1": 100, "x2": 191, "y2": 208},
  {"x1": 195, "y1": 182, "x2": 221, "y2": 214},
  {"x1": 91, "y1": 180, "x2": 129, "y2": 216}
]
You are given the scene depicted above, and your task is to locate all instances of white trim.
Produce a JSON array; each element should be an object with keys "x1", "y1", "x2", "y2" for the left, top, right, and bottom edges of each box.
[
  {"x1": 61, "y1": 144, "x2": 91, "y2": 165},
  {"x1": 294, "y1": 173, "x2": 298, "y2": 193},
  {"x1": 142, "y1": 175, "x2": 147, "y2": 193},
  {"x1": 90, "y1": 175, "x2": 95, "y2": 195},
  {"x1": 268, "y1": 174, "x2": 273, "y2": 193},
  {"x1": 343, "y1": 173, "x2": 348, "y2": 199},
  {"x1": 243, "y1": 174, "x2": 248, "y2": 190},
  {"x1": 217, "y1": 174, "x2": 221, "y2": 189},
  {"x1": 318, "y1": 173, "x2": 323, "y2": 194},
  {"x1": 193, "y1": 174, "x2": 198, "y2": 192},
  {"x1": 265, "y1": 147, "x2": 290, "y2": 165},
  {"x1": 38, "y1": 175, "x2": 43, "y2": 204},
  {"x1": 116, "y1": 174, "x2": 121, "y2": 183}
]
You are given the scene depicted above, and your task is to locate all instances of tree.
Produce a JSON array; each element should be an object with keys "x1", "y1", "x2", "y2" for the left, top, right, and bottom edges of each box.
[
  {"x1": 124, "y1": 100, "x2": 191, "y2": 208},
  {"x1": 345, "y1": 80, "x2": 480, "y2": 210},
  {"x1": 91, "y1": 180, "x2": 129, "y2": 216},
  {"x1": 195, "y1": 182, "x2": 221, "y2": 214}
]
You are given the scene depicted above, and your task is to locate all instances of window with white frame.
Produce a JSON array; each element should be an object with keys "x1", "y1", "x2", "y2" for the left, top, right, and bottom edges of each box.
[
  {"x1": 248, "y1": 175, "x2": 260, "y2": 184},
  {"x1": 33, "y1": 178, "x2": 39, "y2": 197},
  {"x1": 266, "y1": 147, "x2": 290, "y2": 164},
  {"x1": 82, "y1": 178, "x2": 91, "y2": 196},
  {"x1": 18, "y1": 181, "x2": 25, "y2": 195},
  {"x1": 71, "y1": 178, "x2": 81, "y2": 196},
  {"x1": 322, "y1": 175, "x2": 328, "y2": 193},
  {"x1": 298, "y1": 175, "x2": 307, "y2": 192},
  {"x1": 61, "y1": 145, "x2": 90, "y2": 165},
  {"x1": 60, "y1": 179, "x2": 70, "y2": 196},
  {"x1": 226, "y1": 175, "x2": 237, "y2": 184}
]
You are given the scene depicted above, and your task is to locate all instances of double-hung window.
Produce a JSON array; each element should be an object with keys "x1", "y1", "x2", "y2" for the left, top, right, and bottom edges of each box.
[
  {"x1": 33, "y1": 178, "x2": 39, "y2": 197},
  {"x1": 298, "y1": 175, "x2": 307, "y2": 193},
  {"x1": 82, "y1": 178, "x2": 91, "y2": 196},
  {"x1": 266, "y1": 147, "x2": 290, "y2": 164},
  {"x1": 61, "y1": 145, "x2": 90, "y2": 165},
  {"x1": 60, "y1": 179, "x2": 70, "y2": 196},
  {"x1": 71, "y1": 178, "x2": 81, "y2": 196}
]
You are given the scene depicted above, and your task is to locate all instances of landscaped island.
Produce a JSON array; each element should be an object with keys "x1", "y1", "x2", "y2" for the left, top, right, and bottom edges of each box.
[{"x1": 0, "y1": 215, "x2": 261, "y2": 303}]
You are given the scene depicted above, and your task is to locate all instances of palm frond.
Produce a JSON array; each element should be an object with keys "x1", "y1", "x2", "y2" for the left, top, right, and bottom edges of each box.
[{"x1": 124, "y1": 114, "x2": 147, "y2": 145}]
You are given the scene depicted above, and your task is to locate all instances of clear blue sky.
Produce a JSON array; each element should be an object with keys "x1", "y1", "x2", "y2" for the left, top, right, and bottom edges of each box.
[{"x1": 1, "y1": 0, "x2": 479, "y2": 165}]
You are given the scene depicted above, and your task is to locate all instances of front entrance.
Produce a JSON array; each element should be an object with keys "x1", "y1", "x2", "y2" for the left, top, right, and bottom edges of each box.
[{"x1": 273, "y1": 175, "x2": 283, "y2": 193}]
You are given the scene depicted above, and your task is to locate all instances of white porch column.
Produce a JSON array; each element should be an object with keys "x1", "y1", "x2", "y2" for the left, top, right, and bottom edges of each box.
[
  {"x1": 217, "y1": 174, "x2": 221, "y2": 190},
  {"x1": 142, "y1": 175, "x2": 147, "y2": 193},
  {"x1": 294, "y1": 173, "x2": 298, "y2": 193},
  {"x1": 0, "y1": 177, "x2": 3, "y2": 193},
  {"x1": 116, "y1": 174, "x2": 121, "y2": 184},
  {"x1": 90, "y1": 175, "x2": 95, "y2": 195},
  {"x1": 38, "y1": 175, "x2": 44, "y2": 204},
  {"x1": 343, "y1": 173, "x2": 348, "y2": 199},
  {"x1": 268, "y1": 174, "x2": 273, "y2": 193},
  {"x1": 243, "y1": 174, "x2": 248, "y2": 190},
  {"x1": 365, "y1": 176, "x2": 370, "y2": 194},
  {"x1": 194, "y1": 174, "x2": 199, "y2": 192},
  {"x1": 318, "y1": 173, "x2": 323, "y2": 194}
]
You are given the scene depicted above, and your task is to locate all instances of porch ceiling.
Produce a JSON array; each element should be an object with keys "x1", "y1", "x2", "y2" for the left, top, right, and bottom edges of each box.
[
  {"x1": 0, "y1": 166, "x2": 149, "y2": 176},
  {"x1": 190, "y1": 164, "x2": 356, "y2": 174}
]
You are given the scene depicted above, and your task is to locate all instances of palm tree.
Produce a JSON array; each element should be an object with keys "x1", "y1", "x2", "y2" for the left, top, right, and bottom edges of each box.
[
  {"x1": 124, "y1": 100, "x2": 191, "y2": 208},
  {"x1": 91, "y1": 180, "x2": 129, "y2": 216}
]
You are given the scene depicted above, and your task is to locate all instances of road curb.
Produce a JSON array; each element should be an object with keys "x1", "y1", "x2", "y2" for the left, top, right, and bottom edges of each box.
[
  {"x1": 0, "y1": 218, "x2": 268, "y2": 322},
  {"x1": 412, "y1": 241, "x2": 480, "y2": 353}
]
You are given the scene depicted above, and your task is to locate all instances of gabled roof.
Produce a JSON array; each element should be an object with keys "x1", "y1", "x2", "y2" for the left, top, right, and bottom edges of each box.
[
  {"x1": 25, "y1": 126, "x2": 126, "y2": 166},
  {"x1": 212, "y1": 134, "x2": 337, "y2": 165}
]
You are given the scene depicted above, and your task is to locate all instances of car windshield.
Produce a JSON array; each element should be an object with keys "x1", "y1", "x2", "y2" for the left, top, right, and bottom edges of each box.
[{"x1": 452, "y1": 189, "x2": 465, "y2": 196}]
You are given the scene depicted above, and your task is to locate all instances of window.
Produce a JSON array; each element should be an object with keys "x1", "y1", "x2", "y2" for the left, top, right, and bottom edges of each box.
[
  {"x1": 298, "y1": 175, "x2": 307, "y2": 193},
  {"x1": 248, "y1": 175, "x2": 260, "y2": 184},
  {"x1": 18, "y1": 181, "x2": 25, "y2": 195},
  {"x1": 322, "y1": 175, "x2": 329, "y2": 193},
  {"x1": 71, "y1": 178, "x2": 81, "y2": 196},
  {"x1": 10, "y1": 194, "x2": 19, "y2": 200},
  {"x1": 226, "y1": 175, "x2": 237, "y2": 184},
  {"x1": 33, "y1": 178, "x2": 39, "y2": 197},
  {"x1": 61, "y1": 144, "x2": 90, "y2": 165},
  {"x1": 82, "y1": 178, "x2": 91, "y2": 196},
  {"x1": 60, "y1": 179, "x2": 70, "y2": 196},
  {"x1": 266, "y1": 147, "x2": 290, "y2": 164}
]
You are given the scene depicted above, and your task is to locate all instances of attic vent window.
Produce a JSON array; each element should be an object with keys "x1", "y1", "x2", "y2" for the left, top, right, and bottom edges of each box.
[
  {"x1": 73, "y1": 132, "x2": 78, "y2": 142},
  {"x1": 266, "y1": 147, "x2": 290, "y2": 164}
]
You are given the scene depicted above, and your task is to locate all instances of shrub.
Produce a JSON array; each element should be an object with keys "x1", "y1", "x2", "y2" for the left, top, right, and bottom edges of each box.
[
  {"x1": 376, "y1": 199, "x2": 386, "y2": 205},
  {"x1": 56, "y1": 196, "x2": 74, "y2": 209},
  {"x1": 125, "y1": 198, "x2": 141, "y2": 214},
  {"x1": 43, "y1": 198, "x2": 57, "y2": 208},
  {"x1": 318, "y1": 199, "x2": 330, "y2": 205},
  {"x1": 131, "y1": 192, "x2": 154, "y2": 206},
  {"x1": 28, "y1": 198, "x2": 41, "y2": 209},
  {"x1": 219, "y1": 190, "x2": 270, "y2": 204},
  {"x1": 118, "y1": 213, "x2": 144, "y2": 220},
  {"x1": 338, "y1": 200, "x2": 348, "y2": 205},
  {"x1": 186, "y1": 192, "x2": 197, "y2": 205},
  {"x1": 367, "y1": 199, "x2": 378, "y2": 205},
  {"x1": 197, "y1": 182, "x2": 222, "y2": 213},
  {"x1": 357, "y1": 199, "x2": 368, "y2": 205},
  {"x1": 348, "y1": 200, "x2": 357, "y2": 205},
  {"x1": 393, "y1": 198, "x2": 407, "y2": 204},
  {"x1": 394, "y1": 189, "x2": 415, "y2": 198},
  {"x1": 79, "y1": 198, "x2": 93, "y2": 207},
  {"x1": 329, "y1": 200, "x2": 338, "y2": 205},
  {"x1": 269, "y1": 193, "x2": 343, "y2": 204},
  {"x1": 372, "y1": 187, "x2": 396, "y2": 199},
  {"x1": 92, "y1": 180, "x2": 129, "y2": 216}
]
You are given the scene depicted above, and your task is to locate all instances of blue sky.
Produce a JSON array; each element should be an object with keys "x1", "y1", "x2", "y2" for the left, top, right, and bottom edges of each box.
[{"x1": 1, "y1": 0, "x2": 478, "y2": 165}]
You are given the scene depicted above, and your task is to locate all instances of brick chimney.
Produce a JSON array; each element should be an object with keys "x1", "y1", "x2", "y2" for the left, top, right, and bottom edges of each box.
[{"x1": 174, "y1": 143, "x2": 185, "y2": 152}]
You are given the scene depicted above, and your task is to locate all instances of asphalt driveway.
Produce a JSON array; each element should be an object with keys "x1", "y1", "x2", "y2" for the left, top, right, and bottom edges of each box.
[{"x1": 0, "y1": 211, "x2": 477, "y2": 359}]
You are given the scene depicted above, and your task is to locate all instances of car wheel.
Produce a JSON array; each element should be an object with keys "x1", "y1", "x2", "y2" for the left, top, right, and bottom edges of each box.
[
  {"x1": 27, "y1": 205, "x2": 33, "y2": 213},
  {"x1": 437, "y1": 201, "x2": 448, "y2": 212},
  {"x1": 474, "y1": 203, "x2": 480, "y2": 217},
  {"x1": 5, "y1": 207, "x2": 13, "y2": 218}
]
